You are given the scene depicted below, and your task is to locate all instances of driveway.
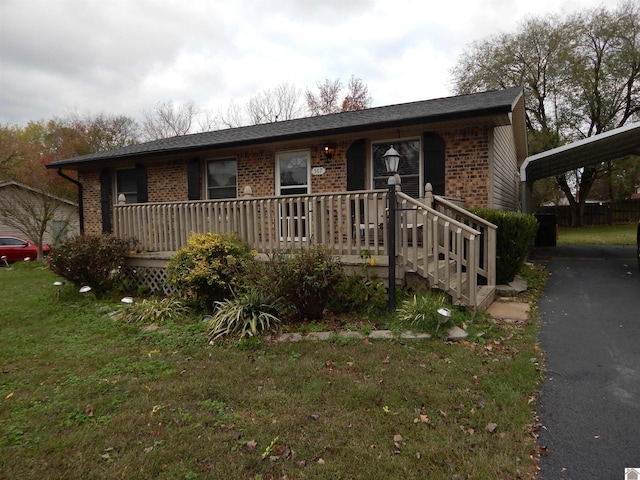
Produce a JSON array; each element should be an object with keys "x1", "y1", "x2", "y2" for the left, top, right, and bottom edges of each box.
[{"x1": 533, "y1": 245, "x2": 640, "y2": 478}]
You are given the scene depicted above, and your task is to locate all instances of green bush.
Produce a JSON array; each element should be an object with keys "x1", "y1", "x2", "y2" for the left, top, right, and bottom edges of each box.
[
  {"x1": 328, "y1": 275, "x2": 388, "y2": 316},
  {"x1": 244, "y1": 247, "x2": 344, "y2": 321},
  {"x1": 395, "y1": 292, "x2": 454, "y2": 337},
  {"x1": 208, "y1": 290, "x2": 281, "y2": 341},
  {"x1": 469, "y1": 209, "x2": 538, "y2": 284},
  {"x1": 166, "y1": 232, "x2": 254, "y2": 309},
  {"x1": 48, "y1": 234, "x2": 130, "y2": 296}
]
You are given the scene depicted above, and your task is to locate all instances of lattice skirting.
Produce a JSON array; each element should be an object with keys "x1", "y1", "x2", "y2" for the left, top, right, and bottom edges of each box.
[{"x1": 121, "y1": 265, "x2": 178, "y2": 295}]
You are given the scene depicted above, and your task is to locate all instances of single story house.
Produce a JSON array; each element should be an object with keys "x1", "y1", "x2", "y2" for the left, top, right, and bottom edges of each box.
[
  {"x1": 47, "y1": 87, "x2": 527, "y2": 310},
  {"x1": 0, "y1": 180, "x2": 79, "y2": 244}
]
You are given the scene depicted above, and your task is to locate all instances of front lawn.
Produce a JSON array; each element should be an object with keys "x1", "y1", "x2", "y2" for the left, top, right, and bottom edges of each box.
[{"x1": 0, "y1": 263, "x2": 544, "y2": 479}]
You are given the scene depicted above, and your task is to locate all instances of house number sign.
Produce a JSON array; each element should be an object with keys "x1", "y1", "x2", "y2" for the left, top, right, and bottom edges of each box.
[{"x1": 311, "y1": 166, "x2": 326, "y2": 176}]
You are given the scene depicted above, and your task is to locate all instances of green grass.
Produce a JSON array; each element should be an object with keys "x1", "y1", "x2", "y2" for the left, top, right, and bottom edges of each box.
[
  {"x1": 557, "y1": 223, "x2": 638, "y2": 245},
  {"x1": 0, "y1": 262, "x2": 544, "y2": 479}
]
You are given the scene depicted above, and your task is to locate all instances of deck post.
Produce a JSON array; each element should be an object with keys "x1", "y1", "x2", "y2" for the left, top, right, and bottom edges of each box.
[{"x1": 387, "y1": 176, "x2": 396, "y2": 312}]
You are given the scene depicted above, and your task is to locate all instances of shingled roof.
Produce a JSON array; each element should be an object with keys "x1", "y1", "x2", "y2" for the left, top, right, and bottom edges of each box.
[{"x1": 48, "y1": 87, "x2": 524, "y2": 169}]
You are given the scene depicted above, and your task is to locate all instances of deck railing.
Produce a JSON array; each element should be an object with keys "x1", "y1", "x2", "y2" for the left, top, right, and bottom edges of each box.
[
  {"x1": 113, "y1": 187, "x2": 496, "y2": 308},
  {"x1": 114, "y1": 190, "x2": 392, "y2": 255}
]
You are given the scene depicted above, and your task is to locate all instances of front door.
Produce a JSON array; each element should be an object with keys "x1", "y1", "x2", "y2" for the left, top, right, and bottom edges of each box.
[{"x1": 276, "y1": 151, "x2": 310, "y2": 241}]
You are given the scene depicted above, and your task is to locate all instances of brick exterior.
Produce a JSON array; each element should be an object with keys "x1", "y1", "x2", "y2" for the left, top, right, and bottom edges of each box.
[
  {"x1": 78, "y1": 134, "x2": 493, "y2": 234},
  {"x1": 440, "y1": 126, "x2": 491, "y2": 208}
]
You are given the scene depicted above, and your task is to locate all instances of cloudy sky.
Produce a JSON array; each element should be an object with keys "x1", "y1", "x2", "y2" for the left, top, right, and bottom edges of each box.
[{"x1": 1, "y1": 0, "x2": 607, "y2": 127}]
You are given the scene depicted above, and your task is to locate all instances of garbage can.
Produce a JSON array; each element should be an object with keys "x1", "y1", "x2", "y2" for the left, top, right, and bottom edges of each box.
[{"x1": 535, "y1": 213, "x2": 557, "y2": 247}]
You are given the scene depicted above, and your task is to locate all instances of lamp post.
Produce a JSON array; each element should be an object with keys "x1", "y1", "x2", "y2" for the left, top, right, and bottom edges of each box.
[{"x1": 383, "y1": 145, "x2": 400, "y2": 312}]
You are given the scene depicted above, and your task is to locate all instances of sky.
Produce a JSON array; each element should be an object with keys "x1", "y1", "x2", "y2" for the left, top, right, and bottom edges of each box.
[{"x1": 0, "y1": 0, "x2": 608, "y2": 127}]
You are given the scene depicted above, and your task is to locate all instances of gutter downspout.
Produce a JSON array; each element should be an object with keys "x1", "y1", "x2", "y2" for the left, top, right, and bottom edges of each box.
[{"x1": 56, "y1": 169, "x2": 84, "y2": 234}]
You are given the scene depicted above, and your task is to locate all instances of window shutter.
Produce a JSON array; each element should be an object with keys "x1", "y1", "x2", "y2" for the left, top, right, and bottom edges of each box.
[
  {"x1": 135, "y1": 164, "x2": 148, "y2": 203},
  {"x1": 423, "y1": 133, "x2": 446, "y2": 196},
  {"x1": 346, "y1": 139, "x2": 366, "y2": 191},
  {"x1": 188, "y1": 158, "x2": 201, "y2": 200},
  {"x1": 100, "y1": 168, "x2": 112, "y2": 233}
]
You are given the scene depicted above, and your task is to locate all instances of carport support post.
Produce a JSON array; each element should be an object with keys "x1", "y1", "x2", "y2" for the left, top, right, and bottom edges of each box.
[{"x1": 521, "y1": 180, "x2": 534, "y2": 214}]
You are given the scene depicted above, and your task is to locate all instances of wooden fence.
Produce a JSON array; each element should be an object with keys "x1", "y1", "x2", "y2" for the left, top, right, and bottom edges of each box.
[{"x1": 539, "y1": 199, "x2": 640, "y2": 226}]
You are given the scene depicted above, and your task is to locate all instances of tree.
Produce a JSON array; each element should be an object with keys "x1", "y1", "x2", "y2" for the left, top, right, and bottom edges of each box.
[
  {"x1": 305, "y1": 75, "x2": 372, "y2": 115},
  {"x1": 141, "y1": 100, "x2": 200, "y2": 140},
  {"x1": 451, "y1": 1, "x2": 640, "y2": 225},
  {"x1": 0, "y1": 181, "x2": 75, "y2": 260},
  {"x1": 246, "y1": 82, "x2": 305, "y2": 124}
]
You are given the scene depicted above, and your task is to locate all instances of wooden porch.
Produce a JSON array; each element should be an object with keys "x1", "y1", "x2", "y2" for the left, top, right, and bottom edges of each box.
[{"x1": 115, "y1": 185, "x2": 497, "y2": 310}]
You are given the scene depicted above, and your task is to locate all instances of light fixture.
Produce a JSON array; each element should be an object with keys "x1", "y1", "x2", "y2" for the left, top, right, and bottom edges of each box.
[
  {"x1": 437, "y1": 307, "x2": 452, "y2": 331},
  {"x1": 1, "y1": 255, "x2": 8, "y2": 267},
  {"x1": 79, "y1": 285, "x2": 92, "y2": 303},
  {"x1": 121, "y1": 296, "x2": 134, "y2": 305},
  {"x1": 54, "y1": 281, "x2": 65, "y2": 300},
  {"x1": 324, "y1": 143, "x2": 335, "y2": 160},
  {"x1": 383, "y1": 145, "x2": 400, "y2": 174}
]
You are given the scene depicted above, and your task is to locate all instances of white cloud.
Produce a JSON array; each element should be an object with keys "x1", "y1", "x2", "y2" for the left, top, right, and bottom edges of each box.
[{"x1": 0, "y1": 0, "x2": 610, "y2": 126}]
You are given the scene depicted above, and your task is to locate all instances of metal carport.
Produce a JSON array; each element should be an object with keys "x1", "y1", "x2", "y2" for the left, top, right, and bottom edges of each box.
[{"x1": 520, "y1": 122, "x2": 640, "y2": 213}]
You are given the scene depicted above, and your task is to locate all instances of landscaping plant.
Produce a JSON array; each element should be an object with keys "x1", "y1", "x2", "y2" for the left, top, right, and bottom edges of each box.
[
  {"x1": 244, "y1": 246, "x2": 344, "y2": 321},
  {"x1": 207, "y1": 290, "x2": 281, "y2": 342},
  {"x1": 121, "y1": 297, "x2": 190, "y2": 325},
  {"x1": 470, "y1": 209, "x2": 539, "y2": 284},
  {"x1": 166, "y1": 232, "x2": 254, "y2": 309},
  {"x1": 395, "y1": 291, "x2": 455, "y2": 337},
  {"x1": 47, "y1": 234, "x2": 130, "y2": 296}
]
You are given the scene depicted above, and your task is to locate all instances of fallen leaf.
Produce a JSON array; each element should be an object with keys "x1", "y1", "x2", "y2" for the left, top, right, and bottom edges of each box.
[
  {"x1": 5, "y1": 392, "x2": 14, "y2": 399},
  {"x1": 85, "y1": 404, "x2": 94, "y2": 417},
  {"x1": 246, "y1": 440, "x2": 257, "y2": 451},
  {"x1": 382, "y1": 356, "x2": 390, "y2": 364},
  {"x1": 144, "y1": 446, "x2": 154, "y2": 453},
  {"x1": 393, "y1": 434, "x2": 403, "y2": 442},
  {"x1": 485, "y1": 422, "x2": 498, "y2": 433},
  {"x1": 317, "y1": 458, "x2": 325, "y2": 465},
  {"x1": 419, "y1": 414, "x2": 430, "y2": 424}
]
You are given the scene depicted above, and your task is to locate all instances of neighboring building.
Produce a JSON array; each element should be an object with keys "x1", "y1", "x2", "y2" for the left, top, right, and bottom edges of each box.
[
  {"x1": 45, "y1": 87, "x2": 527, "y2": 310},
  {"x1": 0, "y1": 180, "x2": 79, "y2": 244}
]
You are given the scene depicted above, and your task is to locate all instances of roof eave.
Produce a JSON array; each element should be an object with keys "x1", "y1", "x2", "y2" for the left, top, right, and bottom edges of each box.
[{"x1": 47, "y1": 106, "x2": 514, "y2": 170}]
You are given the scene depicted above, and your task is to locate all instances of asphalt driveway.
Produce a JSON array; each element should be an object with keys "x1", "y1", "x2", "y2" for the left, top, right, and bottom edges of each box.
[{"x1": 533, "y1": 245, "x2": 640, "y2": 478}]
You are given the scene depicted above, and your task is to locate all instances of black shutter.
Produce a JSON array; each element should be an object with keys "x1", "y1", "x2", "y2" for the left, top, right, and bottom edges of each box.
[
  {"x1": 135, "y1": 164, "x2": 148, "y2": 203},
  {"x1": 346, "y1": 139, "x2": 366, "y2": 191},
  {"x1": 423, "y1": 133, "x2": 446, "y2": 196},
  {"x1": 100, "y1": 168, "x2": 112, "y2": 233},
  {"x1": 188, "y1": 158, "x2": 201, "y2": 200}
]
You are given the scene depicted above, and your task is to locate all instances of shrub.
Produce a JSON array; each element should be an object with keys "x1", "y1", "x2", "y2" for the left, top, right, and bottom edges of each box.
[
  {"x1": 208, "y1": 290, "x2": 281, "y2": 342},
  {"x1": 166, "y1": 232, "x2": 254, "y2": 309},
  {"x1": 48, "y1": 234, "x2": 130, "y2": 296},
  {"x1": 244, "y1": 246, "x2": 344, "y2": 321},
  {"x1": 469, "y1": 209, "x2": 539, "y2": 284},
  {"x1": 122, "y1": 297, "x2": 190, "y2": 325},
  {"x1": 328, "y1": 275, "x2": 387, "y2": 316},
  {"x1": 395, "y1": 292, "x2": 454, "y2": 337}
]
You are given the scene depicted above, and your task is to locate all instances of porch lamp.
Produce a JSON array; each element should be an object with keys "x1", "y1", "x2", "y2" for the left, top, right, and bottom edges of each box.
[{"x1": 383, "y1": 145, "x2": 400, "y2": 312}]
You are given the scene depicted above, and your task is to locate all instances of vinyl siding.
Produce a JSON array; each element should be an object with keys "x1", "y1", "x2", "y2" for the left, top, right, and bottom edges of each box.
[{"x1": 490, "y1": 125, "x2": 519, "y2": 210}]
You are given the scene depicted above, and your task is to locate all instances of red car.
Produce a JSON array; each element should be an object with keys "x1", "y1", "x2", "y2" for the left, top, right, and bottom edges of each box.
[{"x1": 0, "y1": 236, "x2": 50, "y2": 264}]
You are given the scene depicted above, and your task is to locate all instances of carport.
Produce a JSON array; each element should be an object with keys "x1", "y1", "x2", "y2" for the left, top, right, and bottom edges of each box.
[{"x1": 520, "y1": 122, "x2": 640, "y2": 213}]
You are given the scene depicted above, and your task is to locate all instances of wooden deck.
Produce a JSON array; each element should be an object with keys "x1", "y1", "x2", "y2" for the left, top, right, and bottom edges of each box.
[{"x1": 116, "y1": 187, "x2": 496, "y2": 310}]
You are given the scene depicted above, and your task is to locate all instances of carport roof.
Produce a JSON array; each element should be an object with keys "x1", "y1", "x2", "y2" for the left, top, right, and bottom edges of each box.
[{"x1": 520, "y1": 121, "x2": 640, "y2": 183}]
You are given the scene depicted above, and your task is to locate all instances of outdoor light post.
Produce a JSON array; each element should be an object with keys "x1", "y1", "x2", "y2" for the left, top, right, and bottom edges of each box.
[{"x1": 383, "y1": 145, "x2": 400, "y2": 312}]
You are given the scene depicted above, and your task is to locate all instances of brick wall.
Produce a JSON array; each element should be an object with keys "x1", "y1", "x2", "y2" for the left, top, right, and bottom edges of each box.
[
  {"x1": 77, "y1": 134, "x2": 493, "y2": 234},
  {"x1": 78, "y1": 170, "x2": 102, "y2": 236},
  {"x1": 439, "y1": 126, "x2": 491, "y2": 208}
]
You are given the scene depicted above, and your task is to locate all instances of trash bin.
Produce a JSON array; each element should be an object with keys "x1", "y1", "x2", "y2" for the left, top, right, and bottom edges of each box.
[{"x1": 535, "y1": 213, "x2": 557, "y2": 247}]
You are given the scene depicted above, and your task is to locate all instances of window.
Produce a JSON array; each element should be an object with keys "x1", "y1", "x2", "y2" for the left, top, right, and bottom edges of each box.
[
  {"x1": 207, "y1": 159, "x2": 237, "y2": 199},
  {"x1": 372, "y1": 140, "x2": 420, "y2": 197},
  {"x1": 277, "y1": 150, "x2": 310, "y2": 195},
  {"x1": 116, "y1": 168, "x2": 138, "y2": 204}
]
